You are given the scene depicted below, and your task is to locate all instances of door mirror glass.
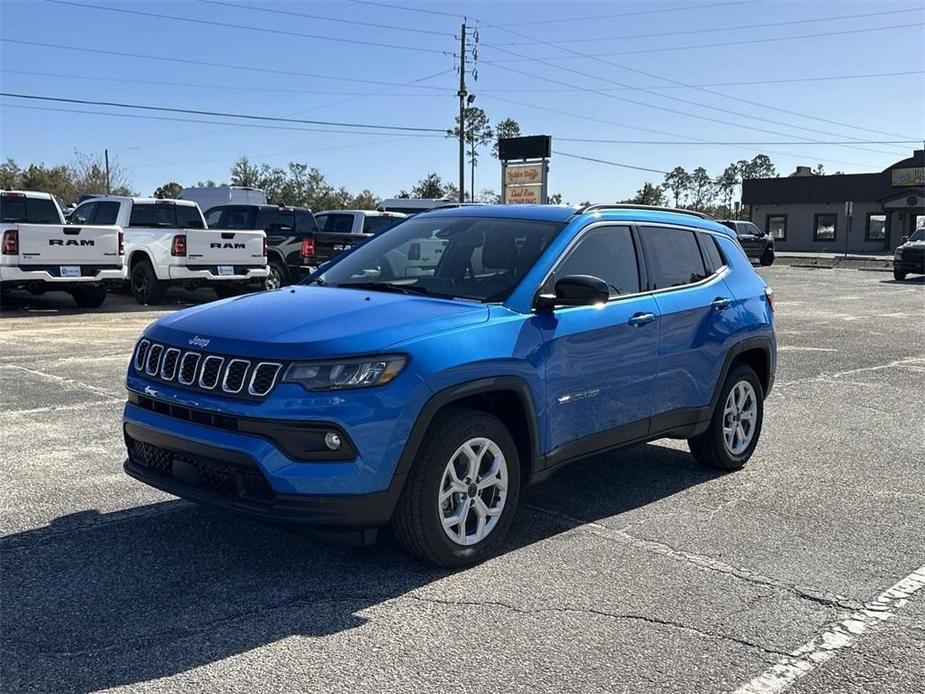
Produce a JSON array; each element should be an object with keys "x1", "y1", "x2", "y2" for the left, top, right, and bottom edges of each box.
[{"x1": 537, "y1": 274, "x2": 609, "y2": 310}]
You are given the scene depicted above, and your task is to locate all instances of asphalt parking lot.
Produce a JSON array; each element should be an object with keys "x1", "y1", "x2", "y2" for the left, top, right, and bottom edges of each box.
[{"x1": 2, "y1": 267, "x2": 923, "y2": 694}]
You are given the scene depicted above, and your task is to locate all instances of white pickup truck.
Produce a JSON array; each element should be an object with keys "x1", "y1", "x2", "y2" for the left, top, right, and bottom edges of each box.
[
  {"x1": 68, "y1": 196, "x2": 267, "y2": 304},
  {"x1": 1, "y1": 190, "x2": 125, "y2": 307}
]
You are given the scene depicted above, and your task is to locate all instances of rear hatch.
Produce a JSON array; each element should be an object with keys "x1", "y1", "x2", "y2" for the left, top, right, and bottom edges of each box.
[{"x1": 13, "y1": 223, "x2": 122, "y2": 267}]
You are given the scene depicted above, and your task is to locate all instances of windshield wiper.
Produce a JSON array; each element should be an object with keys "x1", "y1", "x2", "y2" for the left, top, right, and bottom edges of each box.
[{"x1": 335, "y1": 281, "x2": 432, "y2": 296}]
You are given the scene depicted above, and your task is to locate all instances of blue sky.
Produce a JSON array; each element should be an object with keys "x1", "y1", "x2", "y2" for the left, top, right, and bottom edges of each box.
[{"x1": 1, "y1": 0, "x2": 923, "y2": 203}]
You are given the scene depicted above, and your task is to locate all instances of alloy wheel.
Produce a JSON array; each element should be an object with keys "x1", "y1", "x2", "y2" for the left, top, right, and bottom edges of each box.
[
  {"x1": 723, "y1": 380, "x2": 758, "y2": 455},
  {"x1": 438, "y1": 437, "x2": 508, "y2": 546}
]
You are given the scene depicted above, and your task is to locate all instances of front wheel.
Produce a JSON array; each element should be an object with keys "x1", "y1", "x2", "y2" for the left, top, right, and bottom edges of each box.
[
  {"x1": 71, "y1": 284, "x2": 107, "y2": 308},
  {"x1": 392, "y1": 408, "x2": 521, "y2": 567},
  {"x1": 759, "y1": 247, "x2": 775, "y2": 266},
  {"x1": 688, "y1": 364, "x2": 764, "y2": 471},
  {"x1": 893, "y1": 269, "x2": 907, "y2": 281}
]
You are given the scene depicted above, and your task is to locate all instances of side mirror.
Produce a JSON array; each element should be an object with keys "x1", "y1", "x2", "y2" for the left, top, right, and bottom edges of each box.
[
  {"x1": 536, "y1": 274, "x2": 609, "y2": 311},
  {"x1": 901, "y1": 235, "x2": 909, "y2": 244}
]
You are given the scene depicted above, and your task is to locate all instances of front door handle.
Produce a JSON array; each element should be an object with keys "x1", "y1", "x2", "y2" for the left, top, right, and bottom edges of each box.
[
  {"x1": 712, "y1": 297, "x2": 731, "y2": 310},
  {"x1": 628, "y1": 312, "x2": 656, "y2": 326}
]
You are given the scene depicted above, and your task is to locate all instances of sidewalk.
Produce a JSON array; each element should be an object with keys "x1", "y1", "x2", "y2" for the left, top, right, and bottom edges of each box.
[{"x1": 774, "y1": 251, "x2": 893, "y2": 271}]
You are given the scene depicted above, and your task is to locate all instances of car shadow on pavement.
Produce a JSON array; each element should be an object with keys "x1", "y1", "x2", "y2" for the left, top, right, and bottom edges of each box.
[
  {"x1": 0, "y1": 287, "x2": 218, "y2": 316},
  {"x1": 1, "y1": 443, "x2": 718, "y2": 693}
]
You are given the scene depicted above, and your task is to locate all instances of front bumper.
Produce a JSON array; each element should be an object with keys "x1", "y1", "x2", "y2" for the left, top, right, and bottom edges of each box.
[
  {"x1": 168, "y1": 265, "x2": 268, "y2": 281},
  {"x1": 124, "y1": 419, "x2": 402, "y2": 528}
]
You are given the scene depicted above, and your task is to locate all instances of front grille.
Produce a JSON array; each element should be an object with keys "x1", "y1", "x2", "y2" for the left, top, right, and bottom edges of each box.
[
  {"x1": 131, "y1": 340, "x2": 284, "y2": 399},
  {"x1": 902, "y1": 247, "x2": 924, "y2": 263},
  {"x1": 128, "y1": 436, "x2": 275, "y2": 502}
]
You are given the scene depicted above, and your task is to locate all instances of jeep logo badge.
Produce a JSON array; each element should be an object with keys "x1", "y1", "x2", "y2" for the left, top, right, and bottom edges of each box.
[{"x1": 189, "y1": 336, "x2": 210, "y2": 348}]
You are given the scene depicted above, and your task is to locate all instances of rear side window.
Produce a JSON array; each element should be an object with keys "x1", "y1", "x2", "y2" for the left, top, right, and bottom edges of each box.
[
  {"x1": 130, "y1": 203, "x2": 205, "y2": 228},
  {"x1": 255, "y1": 209, "x2": 296, "y2": 230},
  {"x1": 698, "y1": 232, "x2": 725, "y2": 272},
  {"x1": 640, "y1": 226, "x2": 708, "y2": 289},
  {"x1": 71, "y1": 202, "x2": 97, "y2": 225},
  {"x1": 94, "y1": 201, "x2": 119, "y2": 225},
  {"x1": 1, "y1": 196, "x2": 62, "y2": 223},
  {"x1": 551, "y1": 225, "x2": 640, "y2": 297}
]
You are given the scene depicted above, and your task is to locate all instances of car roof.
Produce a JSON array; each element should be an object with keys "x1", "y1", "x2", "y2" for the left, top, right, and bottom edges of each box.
[
  {"x1": 81, "y1": 196, "x2": 198, "y2": 206},
  {"x1": 420, "y1": 204, "x2": 736, "y2": 238}
]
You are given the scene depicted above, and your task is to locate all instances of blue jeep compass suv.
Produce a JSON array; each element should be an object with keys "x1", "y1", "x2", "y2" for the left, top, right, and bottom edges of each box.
[{"x1": 124, "y1": 204, "x2": 775, "y2": 566}]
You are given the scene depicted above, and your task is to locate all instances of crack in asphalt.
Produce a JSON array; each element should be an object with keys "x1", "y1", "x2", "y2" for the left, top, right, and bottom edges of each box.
[{"x1": 523, "y1": 503, "x2": 861, "y2": 613}]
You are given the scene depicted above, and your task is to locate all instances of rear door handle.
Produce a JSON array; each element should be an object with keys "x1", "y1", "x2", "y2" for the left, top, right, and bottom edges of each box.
[
  {"x1": 628, "y1": 312, "x2": 656, "y2": 326},
  {"x1": 712, "y1": 297, "x2": 731, "y2": 310}
]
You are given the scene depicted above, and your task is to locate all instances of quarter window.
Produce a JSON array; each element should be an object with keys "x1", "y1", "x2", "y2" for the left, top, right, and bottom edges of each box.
[
  {"x1": 551, "y1": 225, "x2": 640, "y2": 297},
  {"x1": 640, "y1": 226, "x2": 708, "y2": 289},
  {"x1": 866, "y1": 214, "x2": 886, "y2": 241},
  {"x1": 766, "y1": 215, "x2": 787, "y2": 241},
  {"x1": 94, "y1": 201, "x2": 119, "y2": 225},
  {"x1": 813, "y1": 213, "x2": 837, "y2": 242},
  {"x1": 698, "y1": 232, "x2": 725, "y2": 272}
]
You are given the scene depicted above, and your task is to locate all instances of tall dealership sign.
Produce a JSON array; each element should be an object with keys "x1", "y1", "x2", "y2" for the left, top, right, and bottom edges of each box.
[{"x1": 499, "y1": 135, "x2": 552, "y2": 205}]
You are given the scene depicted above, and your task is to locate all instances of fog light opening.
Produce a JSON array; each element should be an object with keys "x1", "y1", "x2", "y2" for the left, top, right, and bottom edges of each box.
[{"x1": 324, "y1": 432, "x2": 342, "y2": 451}]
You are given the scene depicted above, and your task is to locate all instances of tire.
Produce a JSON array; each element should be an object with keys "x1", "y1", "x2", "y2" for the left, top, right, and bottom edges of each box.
[
  {"x1": 893, "y1": 269, "x2": 907, "y2": 281},
  {"x1": 392, "y1": 407, "x2": 521, "y2": 567},
  {"x1": 265, "y1": 259, "x2": 288, "y2": 291},
  {"x1": 688, "y1": 364, "x2": 764, "y2": 471},
  {"x1": 71, "y1": 284, "x2": 107, "y2": 308},
  {"x1": 130, "y1": 259, "x2": 165, "y2": 305},
  {"x1": 759, "y1": 246, "x2": 775, "y2": 266}
]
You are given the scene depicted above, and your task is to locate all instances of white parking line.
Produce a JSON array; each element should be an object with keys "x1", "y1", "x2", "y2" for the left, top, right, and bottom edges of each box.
[{"x1": 732, "y1": 565, "x2": 925, "y2": 694}]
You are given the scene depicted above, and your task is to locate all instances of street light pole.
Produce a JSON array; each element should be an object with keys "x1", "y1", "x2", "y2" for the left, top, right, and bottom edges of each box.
[{"x1": 457, "y1": 22, "x2": 467, "y2": 203}]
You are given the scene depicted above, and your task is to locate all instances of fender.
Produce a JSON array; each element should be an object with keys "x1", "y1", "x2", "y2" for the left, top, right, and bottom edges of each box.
[
  {"x1": 708, "y1": 335, "x2": 775, "y2": 414},
  {"x1": 392, "y1": 376, "x2": 541, "y2": 481},
  {"x1": 128, "y1": 248, "x2": 164, "y2": 279}
]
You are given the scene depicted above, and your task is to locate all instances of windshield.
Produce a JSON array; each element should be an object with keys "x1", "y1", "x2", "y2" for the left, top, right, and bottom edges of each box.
[
  {"x1": 910, "y1": 228, "x2": 925, "y2": 242},
  {"x1": 314, "y1": 215, "x2": 565, "y2": 302}
]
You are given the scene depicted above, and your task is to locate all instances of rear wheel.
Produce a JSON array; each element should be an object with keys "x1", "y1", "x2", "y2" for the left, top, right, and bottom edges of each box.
[
  {"x1": 688, "y1": 364, "x2": 764, "y2": 471},
  {"x1": 265, "y1": 259, "x2": 287, "y2": 290},
  {"x1": 759, "y1": 246, "x2": 775, "y2": 266},
  {"x1": 893, "y1": 269, "x2": 907, "y2": 281},
  {"x1": 71, "y1": 284, "x2": 107, "y2": 308},
  {"x1": 130, "y1": 260, "x2": 165, "y2": 305},
  {"x1": 392, "y1": 408, "x2": 521, "y2": 567}
]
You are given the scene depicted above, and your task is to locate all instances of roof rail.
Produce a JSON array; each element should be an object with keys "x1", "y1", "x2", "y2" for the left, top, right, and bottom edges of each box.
[{"x1": 577, "y1": 204, "x2": 711, "y2": 220}]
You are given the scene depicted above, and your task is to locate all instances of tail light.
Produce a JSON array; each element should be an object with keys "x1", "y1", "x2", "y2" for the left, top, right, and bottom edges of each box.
[
  {"x1": 171, "y1": 234, "x2": 187, "y2": 256},
  {"x1": 407, "y1": 242, "x2": 421, "y2": 260},
  {"x1": 765, "y1": 286, "x2": 775, "y2": 311},
  {"x1": 262, "y1": 235, "x2": 267, "y2": 258},
  {"x1": 118, "y1": 230, "x2": 125, "y2": 255},
  {"x1": 2, "y1": 229, "x2": 18, "y2": 255},
  {"x1": 300, "y1": 236, "x2": 316, "y2": 259}
]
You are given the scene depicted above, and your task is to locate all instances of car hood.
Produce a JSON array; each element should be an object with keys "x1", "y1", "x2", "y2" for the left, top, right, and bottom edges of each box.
[{"x1": 146, "y1": 285, "x2": 489, "y2": 359}]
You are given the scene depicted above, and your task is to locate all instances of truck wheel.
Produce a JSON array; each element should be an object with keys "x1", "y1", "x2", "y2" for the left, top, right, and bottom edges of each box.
[
  {"x1": 893, "y1": 269, "x2": 907, "y2": 281},
  {"x1": 71, "y1": 284, "x2": 107, "y2": 308},
  {"x1": 392, "y1": 407, "x2": 521, "y2": 567},
  {"x1": 759, "y1": 247, "x2": 775, "y2": 266},
  {"x1": 265, "y1": 260, "x2": 287, "y2": 290},
  {"x1": 688, "y1": 364, "x2": 764, "y2": 471},
  {"x1": 130, "y1": 260, "x2": 165, "y2": 305}
]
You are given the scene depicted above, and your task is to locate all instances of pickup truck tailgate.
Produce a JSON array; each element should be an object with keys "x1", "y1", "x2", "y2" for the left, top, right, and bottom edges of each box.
[
  {"x1": 13, "y1": 224, "x2": 122, "y2": 265},
  {"x1": 185, "y1": 229, "x2": 265, "y2": 265}
]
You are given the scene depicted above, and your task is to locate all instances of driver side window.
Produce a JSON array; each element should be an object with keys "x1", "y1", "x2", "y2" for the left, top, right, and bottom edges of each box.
[{"x1": 550, "y1": 225, "x2": 640, "y2": 297}]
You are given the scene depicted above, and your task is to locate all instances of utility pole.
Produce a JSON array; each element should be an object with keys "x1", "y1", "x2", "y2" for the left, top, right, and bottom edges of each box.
[
  {"x1": 457, "y1": 22, "x2": 467, "y2": 203},
  {"x1": 104, "y1": 148, "x2": 111, "y2": 194}
]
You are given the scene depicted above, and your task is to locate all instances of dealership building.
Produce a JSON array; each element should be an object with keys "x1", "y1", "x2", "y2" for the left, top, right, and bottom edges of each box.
[{"x1": 742, "y1": 149, "x2": 924, "y2": 254}]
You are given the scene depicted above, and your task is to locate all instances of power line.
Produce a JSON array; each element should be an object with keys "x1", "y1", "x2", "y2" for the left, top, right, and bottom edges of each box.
[
  {"x1": 0, "y1": 39, "x2": 450, "y2": 89},
  {"x1": 488, "y1": 7, "x2": 924, "y2": 45},
  {"x1": 0, "y1": 92, "x2": 446, "y2": 133},
  {"x1": 0, "y1": 69, "x2": 454, "y2": 97},
  {"x1": 44, "y1": 0, "x2": 449, "y2": 55},
  {"x1": 496, "y1": 0, "x2": 761, "y2": 27},
  {"x1": 556, "y1": 138, "x2": 922, "y2": 146},
  {"x1": 475, "y1": 70, "x2": 925, "y2": 94},
  {"x1": 553, "y1": 151, "x2": 670, "y2": 175},
  {"x1": 343, "y1": 0, "x2": 465, "y2": 19},
  {"x1": 484, "y1": 22, "x2": 925, "y2": 60},
  {"x1": 193, "y1": 0, "x2": 453, "y2": 37},
  {"x1": 480, "y1": 29, "x2": 915, "y2": 152},
  {"x1": 0, "y1": 104, "x2": 447, "y2": 138}
]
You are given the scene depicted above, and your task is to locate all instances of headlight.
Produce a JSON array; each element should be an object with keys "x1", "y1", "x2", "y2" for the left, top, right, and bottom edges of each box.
[{"x1": 283, "y1": 355, "x2": 407, "y2": 391}]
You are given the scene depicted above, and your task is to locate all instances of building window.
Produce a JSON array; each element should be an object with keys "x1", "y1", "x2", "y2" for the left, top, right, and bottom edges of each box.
[
  {"x1": 866, "y1": 213, "x2": 886, "y2": 241},
  {"x1": 766, "y1": 214, "x2": 787, "y2": 241},
  {"x1": 813, "y1": 213, "x2": 837, "y2": 242}
]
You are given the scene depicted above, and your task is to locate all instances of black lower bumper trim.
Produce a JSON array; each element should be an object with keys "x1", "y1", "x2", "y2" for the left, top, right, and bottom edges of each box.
[{"x1": 124, "y1": 422, "x2": 403, "y2": 528}]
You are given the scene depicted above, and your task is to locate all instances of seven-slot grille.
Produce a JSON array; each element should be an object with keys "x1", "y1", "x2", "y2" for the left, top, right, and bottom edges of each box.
[{"x1": 133, "y1": 339, "x2": 283, "y2": 398}]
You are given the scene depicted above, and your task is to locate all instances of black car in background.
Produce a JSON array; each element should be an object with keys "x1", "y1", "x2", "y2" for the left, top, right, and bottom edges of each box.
[
  {"x1": 719, "y1": 220, "x2": 775, "y2": 266},
  {"x1": 204, "y1": 204, "x2": 366, "y2": 289},
  {"x1": 893, "y1": 227, "x2": 925, "y2": 281}
]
